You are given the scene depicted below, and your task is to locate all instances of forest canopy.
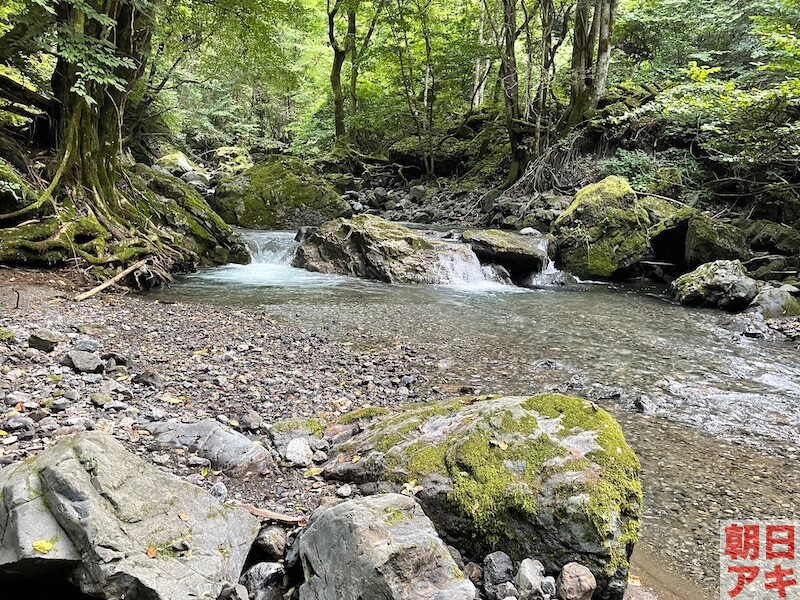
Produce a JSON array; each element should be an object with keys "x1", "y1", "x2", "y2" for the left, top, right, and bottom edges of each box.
[{"x1": 0, "y1": 0, "x2": 798, "y2": 276}]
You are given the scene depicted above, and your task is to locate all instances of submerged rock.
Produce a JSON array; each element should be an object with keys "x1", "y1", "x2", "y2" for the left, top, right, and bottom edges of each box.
[
  {"x1": 298, "y1": 494, "x2": 475, "y2": 600},
  {"x1": 211, "y1": 155, "x2": 351, "y2": 229},
  {"x1": 293, "y1": 214, "x2": 483, "y2": 284},
  {"x1": 552, "y1": 176, "x2": 650, "y2": 279},
  {"x1": 671, "y1": 260, "x2": 760, "y2": 312},
  {"x1": 0, "y1": 432, "x2": 258, "y2": 598},
  {"x1": 461, "y1": 229, "x2": 549, "y2": 278},
  {"x1": 324, "y1": 394, "x2": 642, "y2": 599}
]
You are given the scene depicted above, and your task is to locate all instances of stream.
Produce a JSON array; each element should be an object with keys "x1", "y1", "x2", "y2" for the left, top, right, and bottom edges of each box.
[{"x1": 155, "y1": 230, "x2": 800, "y2": 596}]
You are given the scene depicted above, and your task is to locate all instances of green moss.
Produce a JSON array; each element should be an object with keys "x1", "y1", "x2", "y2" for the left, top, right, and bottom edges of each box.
[
  {"x1": 212, "y1": 155, "x2": 349, "y2": 230},
  {"x1": 384, "y1": 507, "x2": 410, "y2": 526},
  {"x1": 0, "y1": 328, "x2": 15, "y2": 342},
  {"x1": 336, "y1": 406, "x2": 391, "y2": 424},
  {"x1": 272, "y1": 417, "x2": 325, "y2": 438}
]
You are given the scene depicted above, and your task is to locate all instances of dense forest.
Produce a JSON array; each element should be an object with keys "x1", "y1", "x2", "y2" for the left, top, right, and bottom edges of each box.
[{"x1": 0, "y1": 0, "x2": 799, "y2": 281}]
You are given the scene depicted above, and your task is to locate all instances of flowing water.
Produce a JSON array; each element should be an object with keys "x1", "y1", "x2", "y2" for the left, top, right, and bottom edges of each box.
[{"x1": 156, "y1": 230, "x2": 800, "y2": 596}]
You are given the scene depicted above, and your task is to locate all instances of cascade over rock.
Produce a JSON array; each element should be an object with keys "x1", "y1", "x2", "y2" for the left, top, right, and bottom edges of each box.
[
  {"x1": 293, "y1": 214, "x2": 486, "y2": 284},
  {"x1": 461, "y1": 229, "x2": 549, "y2": 279}
]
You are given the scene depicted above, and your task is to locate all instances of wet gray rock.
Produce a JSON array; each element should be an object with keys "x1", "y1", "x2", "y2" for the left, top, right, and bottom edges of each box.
[
  {"x1": 145, "y1": 419, "x2": 274, "y2": 474},
  {"x1": 255, "y1": 526, "x2": 287, "y2": 560},
  {"x1": 28, "y1": 329, "x2": 60, "y2": 352},
  {"x1": 0, "y1": 432, "x2": 258, "y2": 598},
  {"x1": 461, "y1": 229, "x2": 549, "y2": 278},
  {"x1": 298, "y1": 494, "x2": 475, "y2": 600},
  {"x1": 671, "y1": 260, "x2": 760, "y2": 312},
  {"x1": 62, "y1": 349, "x2": 104, "y2": 373},
  {"x1": 556, "y1": 562, "x2": 597, "y2": 600},
  {"x1": 515, "y1": 558, "x2": 546, "y2": 599},
  {"x1": 485, "y1": 551, "x2": 515, "y2": 599}
]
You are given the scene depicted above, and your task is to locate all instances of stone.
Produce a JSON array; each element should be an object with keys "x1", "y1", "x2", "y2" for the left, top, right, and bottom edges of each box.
[
  {"x1": 515, "y1": 558, "x2": 546, "y2": 600},
  {"x1": 293, "y1": 214, "x2": 484, "y2": 285},
  {"x1": 671, "y1": 260, "x2": 760, "y2": 312},
  {"x1": 297, "y1": 494, "x2": 475, "y2": 600},
  {"x1": 556, "y1": 562, "x2": 597, "y2": 600},
  {"x1": 62, "y1": 350, "x2": 104, "y2": 373},
  {"x1": 552, "y1": 176, "x2": 650, "y2": 279},
  {"x1": 465, "y1": 562, "x2": 483, "y2": 585},
  {"x1": 240, "y1": 409, "x2": 263, "y2": 430},
  {"x1": 28, "y1": 329, "x2": 60, "y2": 352},
  {"x1": 0, "y1": 432, "x2": 258, "y2": 598},
  {"x1": 133, "y1": 369, "x2": 164, "y2": 389},
  {"x1": 268, "y1": 417, "x2": 325, "y2": 459},
  {"x1": 156, "y1": 151, "x2": 197, "y2": 175},
  {"x1": 747, "y1": 287, "x2": 800, "y2": 318},
  {"x1": 335, "y1": 483, "x2": 352, "y2": 498},
  {"x1": 325, "y1": 395, "x2": 642, "y2": 600},
  {"x1": 210, "y1": 481, "x2": 229, "y2": 501},
  {"x1": 240, "y1": 562, "x2": 285, "y2": 598},
  {"x1": 73, "y1": 338, "x2": 100, "y2": 352},
  {"x1": 461, "y1": 229, "x2": 549, "y2": 278},
  {"x1": 541, "y1": 576, "x2": 557, "y2": 596},
  {"x1": 255, "y1": 526, "x2": 287, "y2": 560},
  {"x1": 211, "y1": 156, "x2": 351, "y2": 229},
  {"x1": 4, "y1": 391, "x2": 30, "y2": 406},
  {"x1": 410, "y1": 185, "x2": 427, "y2": 200},
  {"x1": 484, "y1": 551, "x2": 514, "y2": 586},
  {"x1": 285, "y1": 437, "x2": 313, "y2": 467},
  {"x1": 144, "y1": 419, "x2": 274, "y2": 474},
  {"x1": 496, "y1": 582, "x2": 520, "y2": 599}
]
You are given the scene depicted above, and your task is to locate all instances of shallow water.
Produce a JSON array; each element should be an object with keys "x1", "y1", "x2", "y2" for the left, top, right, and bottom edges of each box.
[{"x1": 156, "y1": 230, "x2": 800, "y2": 593}]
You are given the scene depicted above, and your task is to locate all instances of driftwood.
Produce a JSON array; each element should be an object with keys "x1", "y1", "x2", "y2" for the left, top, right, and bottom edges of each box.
[
  {"x1": 75, "y1": 259, "x2": 148, "y2": 301},
  {"x1": 228, "y1": 500, "x2": 308, "y2": 525}
]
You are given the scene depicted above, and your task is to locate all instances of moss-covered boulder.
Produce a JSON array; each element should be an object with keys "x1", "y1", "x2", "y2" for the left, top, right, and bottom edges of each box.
[
  {"x1": 742, "y1": 220, "x2": 800, "y2": 257},
  {"x1": 461, "y1": 229, "x2": 549, "y2": 279},
  {"x1": 155, "y1": 151, "x2": 199, "y2": 176},
  {"x1": 211, "y1": 155, "x2": 350, "y2": 229},
  {"x1": 552, "y1": 176, "x2": 651, "y2": 279},
  {"x1": 293, "y1": 214, "x2": 482, "y2": 284},
  {"x1": 212, "y1": 146, "x2": 254, "y2": 176},
  {"x1": 670, "y1": 260, "x2": 760, "y2": 312},
  {"x1": 324, "y1": 394, "x2": 642, "y2": 600}
]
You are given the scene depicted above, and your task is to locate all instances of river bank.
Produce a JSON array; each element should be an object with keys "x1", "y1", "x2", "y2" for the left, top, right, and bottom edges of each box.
[{"x1": 2, "y1": 264, "x2": 798, "y2": 600}]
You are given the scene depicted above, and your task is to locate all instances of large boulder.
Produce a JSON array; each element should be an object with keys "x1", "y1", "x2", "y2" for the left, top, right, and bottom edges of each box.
[
  {"x1": 293, "y1": 214, "x2": 484, "y2": 284},
  {"x1": 460, "y1": 229, "x2": 549, "y2": 279},
  {"x1": 742, "y1": 220, "x2": 800, "y2": 257},
  {"x1": 552, "y1": 176, "x2": 651, "y2": 279},
  {"x1": 670, "y1": 260, "x2": 760, "y2": 311},
  {"x1": 0, "y1": 432, "x2": 258, "y2": 599},
  {"x1": 324, "y1": 394, "x2": 642, "y2": 600},
  {"x1": 212, "y1": 146, "x2": 254, "y2": 176},
  {"x1": 211, "y1": 155, "x2": 351, "y2": 229},
  {"x1": 155, "y1": 151, "x2": 198, "y2": 176},
  {"x1": 747, "y1": 285, "x2": 800, "y2": 318},
  {"x1": 298, "y1": 494, "x2": 475, "y2": 600}
]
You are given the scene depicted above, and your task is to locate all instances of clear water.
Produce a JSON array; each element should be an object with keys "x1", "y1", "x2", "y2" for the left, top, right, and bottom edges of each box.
[{"x1": 156, "y1": 230, "x2": 800, "y2": 593}]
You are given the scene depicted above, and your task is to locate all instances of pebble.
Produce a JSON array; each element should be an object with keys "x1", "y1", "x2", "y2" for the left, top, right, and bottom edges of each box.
[
  {"x1": 336, "y1": 484, "x2": 352, "y2": 498},
  {"x1": 210, "y1": 481, "x2": 228, "y2": 502}
]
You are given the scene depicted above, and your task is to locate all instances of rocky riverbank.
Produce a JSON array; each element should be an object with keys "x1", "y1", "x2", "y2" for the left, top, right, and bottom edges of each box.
[{"x1": 0, "y1": 269, "x2": 669, "y2": 600}]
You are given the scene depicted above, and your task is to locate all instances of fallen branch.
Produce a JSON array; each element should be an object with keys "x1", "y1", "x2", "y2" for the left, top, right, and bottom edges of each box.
[
  {"x1": 75, "y1": 259, "x2": 148, "y2": 301},
  {"x1": 228, "y1": 500, "x2": 308, "y2": 525}
]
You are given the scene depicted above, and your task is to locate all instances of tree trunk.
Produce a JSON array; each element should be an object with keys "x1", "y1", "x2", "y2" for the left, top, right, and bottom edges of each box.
[
  {"x1": 563, "y1": 0, "x2": 618, "y2": 129},
  {"x1": 499, "y1": 0, "x2": 524, "y2": 188}
]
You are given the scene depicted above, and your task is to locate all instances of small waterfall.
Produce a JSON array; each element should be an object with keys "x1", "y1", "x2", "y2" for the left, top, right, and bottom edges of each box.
[
  {"x1": 527, "y1": 236, "x2": 570, "y2": 287},
  {"x1": 244, "y1": 231, "x2": 298, "y2": 265},
  {"x1": 435, "y1": 244, "x2": 510, "y2": 291}
]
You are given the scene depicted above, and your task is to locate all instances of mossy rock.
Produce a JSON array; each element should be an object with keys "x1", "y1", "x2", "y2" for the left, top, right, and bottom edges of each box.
[
  {"x1": 670, "y1": 260, "x2": 760, "y2": 312},
  {"x1": 747, "y1": 287, "x2": 800, "y2": 318},
  {"x1": 742, "y1": 220, "x2": 800, "y2": 257},
  {"x1": 212, "y1": 147, "x2": 254, "y2": 176},
  {"x1": 325, "y1": 394, "x2": 642, "y2": 600},
  {"x1": 293, "y1": 214, "x2": 480, "y2": 284},
  {"x1": 155, "y1": 151, "x2": 198, "y2": 176},
  {"x1": 685, "y1": 215, "x2": 749, "y2": 269},
  {"x1": 552, "y1": 176, "x2": 651, "y2": 280},
  {"x1": 211, "y1": 155, "x2": 350, "y2": 230}
]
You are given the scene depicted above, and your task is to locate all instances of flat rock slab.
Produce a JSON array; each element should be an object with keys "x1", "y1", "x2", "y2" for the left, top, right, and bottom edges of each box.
[
  {"x1": 0, "y1": 432, "x2": 259, "y2": 599},
  {"x1": 298, "y1": 494, "x2": 475, "y2": 600},
  {"x1": 145, "y1": 419, "x2": 274, "y2": 474}
]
